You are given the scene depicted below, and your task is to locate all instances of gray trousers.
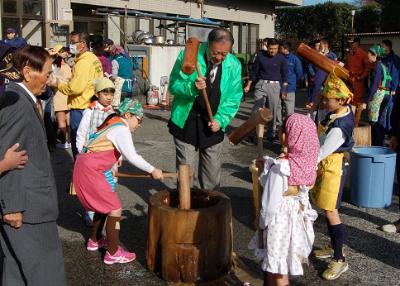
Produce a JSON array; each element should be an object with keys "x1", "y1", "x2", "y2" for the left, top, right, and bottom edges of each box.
[
  {"x1": 282, "y1": 92, "x2": 295, "y2": 117},
  {"x1": 252, "y1": 80, "x2": 282, "y2": 135},
  {"x1": 174, "y1": 138, "x2": 223, "y2": 190},
  {"x1": 0, "y1": 221, "x2": 66, "y2": 286}
]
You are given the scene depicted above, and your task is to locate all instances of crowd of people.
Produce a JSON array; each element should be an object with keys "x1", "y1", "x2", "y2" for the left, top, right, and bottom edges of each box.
[
  {"x1": 0, "y1": 25, "x2": 399, "y2": 286},
  {"x1": 244, "y1": 36, "x2": 400, "y2": 285},
  {"x1": 244, "y1": 36, "x2": 400, "y2": 146}
]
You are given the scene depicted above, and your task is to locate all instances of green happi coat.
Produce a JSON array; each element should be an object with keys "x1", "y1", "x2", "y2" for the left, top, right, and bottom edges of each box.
[{"x1": 168, "y1": 42, "x2": 243, "y2": 131}]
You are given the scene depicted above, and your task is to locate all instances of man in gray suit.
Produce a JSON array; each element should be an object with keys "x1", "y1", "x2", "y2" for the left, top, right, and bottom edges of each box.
[{"x1": 0, "y1": 46, "x2": 66, "y2": 285}]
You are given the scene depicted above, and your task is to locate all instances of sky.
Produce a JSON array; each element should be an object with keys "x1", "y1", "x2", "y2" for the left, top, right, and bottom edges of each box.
[{"x1": 303, "y1": 0, "x2": 353, "y2": 5}]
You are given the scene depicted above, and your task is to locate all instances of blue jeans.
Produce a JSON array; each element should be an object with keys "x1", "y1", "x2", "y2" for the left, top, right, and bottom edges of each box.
[{"x1": 70, "y1": 109, "x2": 84, "y2": 159}]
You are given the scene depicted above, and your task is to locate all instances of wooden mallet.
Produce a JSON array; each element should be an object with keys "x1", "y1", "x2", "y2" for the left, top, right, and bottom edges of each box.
[
  {"x1": 296, "y1": 43, "x2": 350, "y2": 80},
  {"x1": 181, "y1": 37, "x2": 214, "y2": 122},
  {"x1": 228, "y1": 108, "x2": 273, "y2": 145}
]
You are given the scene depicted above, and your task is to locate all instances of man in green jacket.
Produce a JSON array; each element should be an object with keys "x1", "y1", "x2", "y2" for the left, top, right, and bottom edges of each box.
[{"x1": 168, "y1": 28, "x2": 243, "y2": 190}]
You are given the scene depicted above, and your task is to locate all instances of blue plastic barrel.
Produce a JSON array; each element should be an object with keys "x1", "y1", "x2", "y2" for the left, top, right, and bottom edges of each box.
[{"x1": 350, "y1": 147, "x2": 396, "y2": 208}]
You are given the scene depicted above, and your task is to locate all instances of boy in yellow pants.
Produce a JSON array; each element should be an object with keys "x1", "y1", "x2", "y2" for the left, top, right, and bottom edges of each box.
[{"x1": 311, "y1": 73, "x2": 355, "y2": 280}]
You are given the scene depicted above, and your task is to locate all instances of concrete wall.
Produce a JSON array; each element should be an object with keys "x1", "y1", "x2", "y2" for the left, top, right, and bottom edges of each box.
[
  {"x1": 68, "y1": 0, "x2": 276, "y2": 38},
  {"x1": 358, "y1": 35, "x2": 400, "y2": 55}
]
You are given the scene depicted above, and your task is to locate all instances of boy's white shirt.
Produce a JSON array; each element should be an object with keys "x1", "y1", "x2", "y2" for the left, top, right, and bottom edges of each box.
[
  {"x1": 76, "y1": 101, "x2": 109, "y2": 153},
  {"x1": 317, "y1": 106, "x2": 351, "y2": 163}
]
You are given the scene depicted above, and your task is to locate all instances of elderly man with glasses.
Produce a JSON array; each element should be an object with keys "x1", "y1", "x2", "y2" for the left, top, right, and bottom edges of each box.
[{"x1": 168, "y1": 28, "x2": 243, "y2": 190}]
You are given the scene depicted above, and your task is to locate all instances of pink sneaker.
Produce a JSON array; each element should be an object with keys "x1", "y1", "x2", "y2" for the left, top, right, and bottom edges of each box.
[
  {"x1": 103, "y1": 246, "x2": 136, "y2": 265},
  {"x1": 86, "y1": 237, "x2": 108, "y2": 251}
]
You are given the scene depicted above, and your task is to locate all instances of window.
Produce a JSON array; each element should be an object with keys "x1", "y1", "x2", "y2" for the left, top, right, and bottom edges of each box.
[
  {"x1": 74, "y1": 22, "x2": 89, "y2": 33},
  {"x1": 240, "y1": 24, "x2": 248, "y2": 54},
  {"x1": 3, "y1": 0, "x2": 17, "y2": 14},
  {"x1": 23, "y1": 0, "x2": 43, "y2": 16},
  {"x1": 249, "y1": 24, "x2": 259, "y2": 55},
  {"x1": 1, "y1": 0, "x2": 45, "y2": 45},
  {"x1": 22, "y1": 19, "x2": 43, "y2": 45}
]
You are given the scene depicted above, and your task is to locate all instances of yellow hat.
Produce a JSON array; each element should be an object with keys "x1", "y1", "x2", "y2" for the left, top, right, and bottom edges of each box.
[
  {"x1": 54, "y1": 44, "x2": 64, "y2": 54},
  {"x1": 322, "y1": 73, "x2": 353, "y2": 104},
  {"x1": 93, "y1": 77, "x2": 115, "y2": 94}
]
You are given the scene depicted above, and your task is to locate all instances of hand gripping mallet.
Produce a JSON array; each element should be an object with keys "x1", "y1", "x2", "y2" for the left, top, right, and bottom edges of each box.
[{"x1": 181, "y1": 37, "x2": 214, "y2": 122}]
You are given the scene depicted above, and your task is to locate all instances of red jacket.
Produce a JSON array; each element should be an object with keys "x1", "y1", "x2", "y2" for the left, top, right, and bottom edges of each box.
[{"x1": 346, "y1": 47, "x2": 371, "y2": 80}]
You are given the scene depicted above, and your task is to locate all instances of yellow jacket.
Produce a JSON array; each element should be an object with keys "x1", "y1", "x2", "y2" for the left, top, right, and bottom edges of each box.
[{"x1": 58, "y1": 51, "x2": 103, "y2": 109}]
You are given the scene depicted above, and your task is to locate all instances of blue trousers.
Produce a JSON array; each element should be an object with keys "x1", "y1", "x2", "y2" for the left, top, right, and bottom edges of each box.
[{"x1": 70, "y1": 109, "x2": 84, "y2": 159}]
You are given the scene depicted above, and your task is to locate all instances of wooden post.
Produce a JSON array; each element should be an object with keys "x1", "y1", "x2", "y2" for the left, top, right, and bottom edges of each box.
[
  {"x1": 354, "y1": 104, "x2": 366, "y2": 128},
  {"x1": 179, "y1": 164, "x2": 191, "y2": 210},
  {"x1": 256, "y1": 124, "x2": 264, "y2": 159},
  {"x1": 256, "y1": 124, "x2": 264, "y2": 249}
]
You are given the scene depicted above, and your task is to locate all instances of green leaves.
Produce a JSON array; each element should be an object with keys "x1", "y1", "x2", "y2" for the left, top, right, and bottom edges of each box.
[{"x1": 276, "y1": 3, "x2": 354, "y2": 43}]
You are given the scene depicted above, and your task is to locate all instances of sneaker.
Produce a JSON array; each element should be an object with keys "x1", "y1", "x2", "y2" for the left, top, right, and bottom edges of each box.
[
  {"x1": 314, "y1": 245, "x2": 334, "y2": 259},
  {"x1": 322, "y1": 259, "x2": 349, "y2": 280},
  {"x1": 86, "y1": 237, "x2": 108, "y2": 251},
  {"x1": 103, "y1": 246, "x2": 136, "y2": 265},
  {"x1": 382, "y1": 219, "x2": 400, "y2": 233}
]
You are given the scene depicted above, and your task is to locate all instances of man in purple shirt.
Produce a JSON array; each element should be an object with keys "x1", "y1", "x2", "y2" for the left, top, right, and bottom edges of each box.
[{"x1": 245, "y1": 38, "x2": 288, "y2": 139}]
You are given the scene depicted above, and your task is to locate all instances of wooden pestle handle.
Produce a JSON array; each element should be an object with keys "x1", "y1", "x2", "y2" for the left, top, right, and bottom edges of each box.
[
  {"x1": 115, "y1": 172, "x2": 178, "y2": 179},
  {"x1": 196, "y1": 66, "x2": 214, "y2": 122},
  {"x1": 178, "y1": 164, "x2": 191, "y2": 210},
  {"x1": 228, "y1": 108, "x2": 273, "y2": 145},
  {"x1": 256, "y1": 124, "x2": 265, "y2": 159}
]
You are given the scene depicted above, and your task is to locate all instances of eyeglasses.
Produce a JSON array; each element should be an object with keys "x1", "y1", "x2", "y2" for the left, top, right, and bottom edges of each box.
[
  {"x1": 70, "y1": 41, "x2": 82, "y2": 45},
  {"x1": 209, "y1": 50, "x2": 228, "y2": 57}
]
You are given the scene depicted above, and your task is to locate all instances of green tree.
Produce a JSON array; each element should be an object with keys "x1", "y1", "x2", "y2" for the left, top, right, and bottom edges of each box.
[
  {"x1": 354, "y1": 4, "x2": 381, "y2": 33},
  {"x1": 375, "y1": 0, "x2": 400, "y2": 31},
  {"x1": 275, "y1": 2, "x2": 354, "y2": 48}
]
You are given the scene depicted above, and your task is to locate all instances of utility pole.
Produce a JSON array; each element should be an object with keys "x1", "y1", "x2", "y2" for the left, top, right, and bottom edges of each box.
[{"x1": 351, "y1": 9, "x2": 356, "y2": 33}]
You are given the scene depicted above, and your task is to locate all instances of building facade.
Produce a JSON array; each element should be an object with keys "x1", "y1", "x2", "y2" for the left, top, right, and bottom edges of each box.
[{"x1": 1, "y1": 0, "x2": 301, "y2": 52}]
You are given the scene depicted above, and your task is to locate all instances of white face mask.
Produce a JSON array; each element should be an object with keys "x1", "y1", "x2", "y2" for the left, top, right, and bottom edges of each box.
[{"x1": 69, "y1": 44, "x2": 79, "y2": 55}]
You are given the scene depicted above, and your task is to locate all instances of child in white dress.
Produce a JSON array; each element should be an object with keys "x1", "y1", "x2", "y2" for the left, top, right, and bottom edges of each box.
[{"x1": 249, "y1": 113, "x2": 320, "y2": 286}]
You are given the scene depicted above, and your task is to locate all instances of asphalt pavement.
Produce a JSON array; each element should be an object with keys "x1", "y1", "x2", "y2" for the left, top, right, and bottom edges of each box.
[{"x1": 53, "y1": 89, "x2": 400, "y2": 286}]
